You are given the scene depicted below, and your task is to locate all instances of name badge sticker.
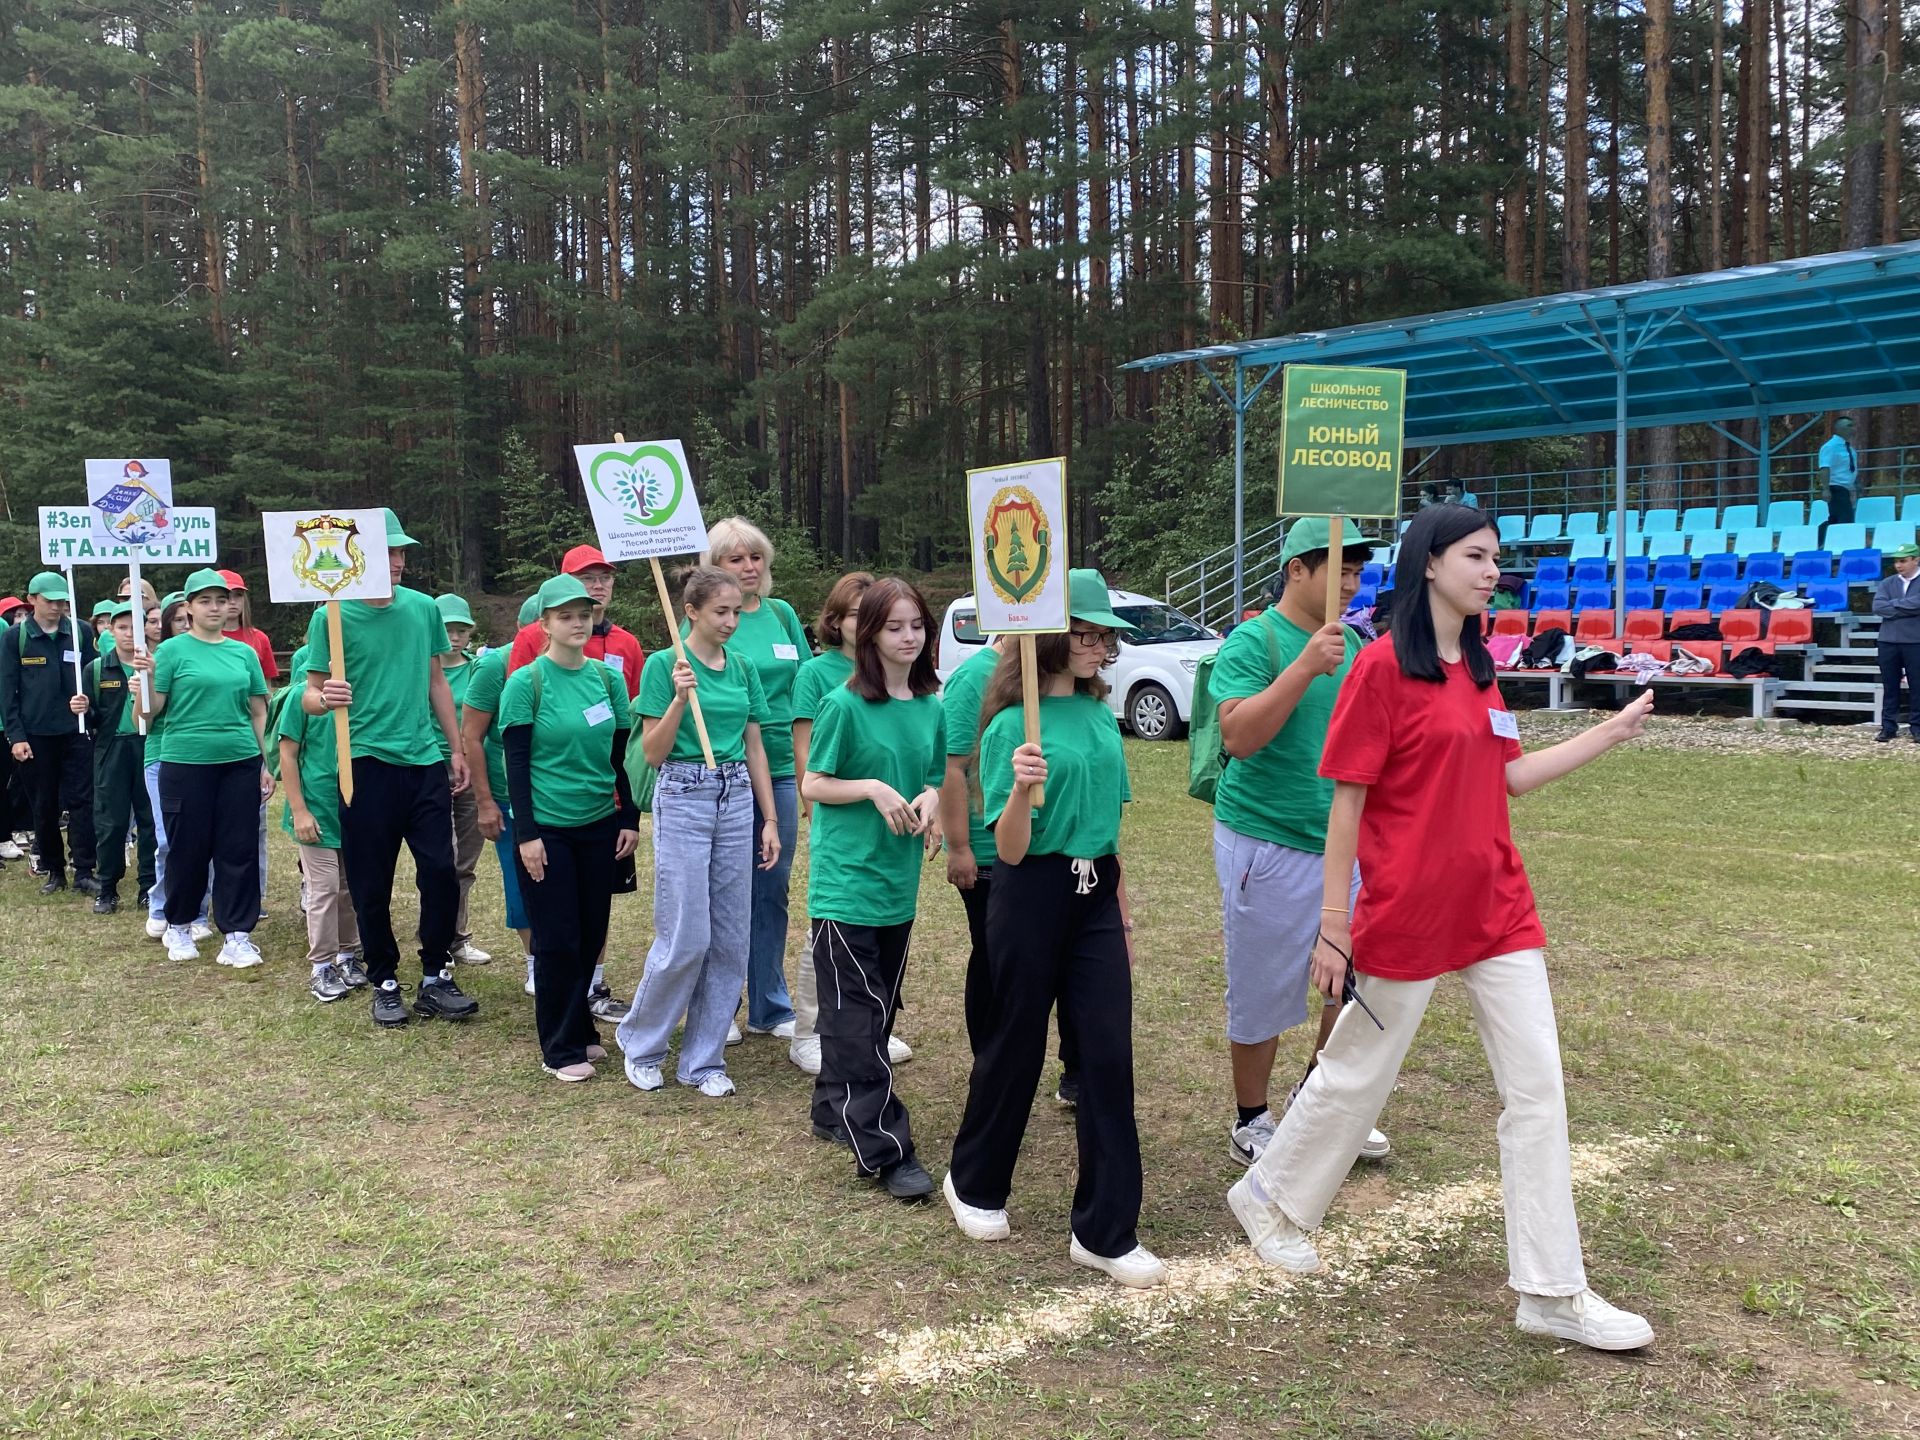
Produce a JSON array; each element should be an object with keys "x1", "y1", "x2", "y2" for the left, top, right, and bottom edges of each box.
[
  {"x1": 603, "y1": 654, "x2": 625, "y2": 675},
  {"x1": 583, "y1": 700, "x2": 615, "y2": 728},
  {"x1": 771, "y1": 643, "x2": 800, "y2": 661},
  {"x1": 1489, "y1": 708, "x2": 1520, "y2": 741},
  {"x1": 62, "y1": 650, "x2": 79, "y2": 663}
]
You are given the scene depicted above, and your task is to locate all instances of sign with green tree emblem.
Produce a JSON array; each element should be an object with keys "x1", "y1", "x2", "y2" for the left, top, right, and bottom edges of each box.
[
  {"x1": 967, "y1": 458, "x2": 1068, "y2": 634},
  {"x1": 572, "y1": 437, "x2": 708, "y2": 562},
  {"x1": 1275, "y1": 364, "x2": 1407, "y2": 519}
]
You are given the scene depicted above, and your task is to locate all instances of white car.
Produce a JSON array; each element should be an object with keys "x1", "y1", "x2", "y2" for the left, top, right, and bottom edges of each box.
[{"x1": 936, "y1": 588, "x2": 1221, "y2": 741}]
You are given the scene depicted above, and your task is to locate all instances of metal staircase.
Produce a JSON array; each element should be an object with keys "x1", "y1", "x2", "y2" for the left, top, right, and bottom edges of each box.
[
  {"x1": 1164, "y1": 519, "x2": 1288, "y2": 631},
  {"x1": 1775, "y1": 614, "x2": 1883, "y2": 722}
]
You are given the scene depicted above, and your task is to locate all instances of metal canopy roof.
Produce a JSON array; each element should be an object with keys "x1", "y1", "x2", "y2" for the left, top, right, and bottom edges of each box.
[{"x1": 1122, "y1": 242, "x2": 1920, "y2": 448}]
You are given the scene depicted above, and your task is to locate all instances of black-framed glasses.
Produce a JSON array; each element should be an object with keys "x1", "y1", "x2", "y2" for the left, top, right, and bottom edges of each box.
[{"x1": 1069, "y1": 628, "x2": 1117, "y2": 651}]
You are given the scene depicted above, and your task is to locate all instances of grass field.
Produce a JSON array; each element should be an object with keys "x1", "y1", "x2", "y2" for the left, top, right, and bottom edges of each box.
[{"x1": 2, "y1": 717, "x2": 1917, "y2": 1439}]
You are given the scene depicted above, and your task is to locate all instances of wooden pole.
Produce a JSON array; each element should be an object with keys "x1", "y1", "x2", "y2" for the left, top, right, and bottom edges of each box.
[
  {"x1": 328, "y1": 599, "x2": 353, "y2": 804},
  {"x1": 65, "y1": 566, "x2": 84, "y2": 734},
  {"x1": 1018, "y1": 632, "x2": 1045, "y2": 807},
  {"x1": 1325, "y1": 514, "x2": 1345, "y2": 628},
  {"x1": 129, "y1": 558, "x2": 148, "y2": 735}
]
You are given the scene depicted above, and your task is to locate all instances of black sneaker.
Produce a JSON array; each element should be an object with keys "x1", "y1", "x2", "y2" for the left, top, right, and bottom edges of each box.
[
  {"x1": 92, "y1": 892, "x2": 119, "y2": 915},
  {"x1": 812, "y1": 1121, "x2": 851, "y2": 1149},
  {"x1": 1877, "y1": 730, "x2": 1898, "y2": 742},
  {"x1": 135, "y1": 888, "x2": 150, "y2": 909},
  {"x1": 587, "y1": 983, "x2": 628, "y2": 1022},
  {"x1": 413, "y1": 970, "x2": 479, "y2": 1021},
  {"x1": 371, "y1": 980, "x2": 411, "y2": 1027},
  {"x1": 1055, "y1": 1073, "x2": 1081, "y2": 1109},
  {"x1": 72, "y1": 873, "x2": 100, "y2": 896},
  {"x1": 880, "y1": 1157, "x2": 935, "y2": 1200},
  {"x1": 38, "y1": 875, "x2": 66, "y2": 896}
]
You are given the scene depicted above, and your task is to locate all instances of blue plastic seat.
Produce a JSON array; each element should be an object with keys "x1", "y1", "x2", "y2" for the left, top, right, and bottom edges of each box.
[
  {"x1": 1352, "y1": 585, "x2": 1378, "y2": 609},
  {"x1": 1645, "y1": 533, "x2": 1689, "y2": 560},
  {"x1": 1572, "y1": 557, "x2": 1611, "y2": 586},
  {"x1": 1731, "y1": 526, "x2": 1775, "y2": 557},
  {"x1": 1533, "y1": 557, "x2": 1570, "y2": 586},
  {"x1": 1806, "y1": 580, "x2": 1847, "y2": 612},
  {"x1": 1565, "y1": 513, "x2": 1601, "y2": 538},
  {"x1": 1653, "y1": 555, "x2": 1693, "y2": 588},
  {"x1": 1721, "y1": 504, "x2": 1759, "y2": 533},
  {"x1": 1573, "y1": 586, "x2": 1612, "y2": 612},
  {"x1": 1360, "y1": 563, "x2": 1385, "y2": 586},
  {"x1": 1496, "y1": 515, "x2": 1527, "y2": 544},
  {"x1": 1642, "y1": 508, "x2": 1679, "y2": 534},
  {"x1": 1788, "y1": 551, "x2": 1832, "y2": 581},
  {"x1": 1680, "y1": 506, "x2": 1719, "y2": 534},
  {"x1": 1775, "y1": 524, "x2": 1821, "y2": 556},
  {"x1": 1605, "y1": 532, "x2": 1646, "y2": 558},
  {"x1": 1622, "y1": 556, "x2": 1651, "y2": 583},
  {"x1": 1568, "y1": 534, "x2": 1607, "y2": 560},
  {"x1": 1824, "y1": 522, "x2": 1868, "y2": 552},
  {"x1": 1531, "y1": 584, "x2": 1570, "y2": 611},
  {"x1": 1856, "y1": 496, "x2": 1896, "y2": 527},
  {"x1": 1707, "y1": 585, "x2": 1747, "y2": 613},
  {"x1": 1810, "y1": 499, "x2": 1829, "y2": 529},
  {"x1": 1698, "y1": 554, "x2": 1740, "y2": 585},
  {"x1": 1902, "y1": 494, "x2": 1920, "y2": 525},
  {"x1": 1526, "y1": 513, "x2": 1565, "y2": 543},
  {"x1": 1662, "y1": 582, "x2": 1703, "y2": 611},
  {"x1": 1622, "y1": 584, "x2": 1656, "y2": 611},
  {"x1": 1688, "y1": 529, "x2": 1729, "y2": 556},
  {"x1": 1765, "y1": 500, "x2": 1807, "y2": 531},
  {"x1": 1743, "y1": 553, "x2": 1786, "y2": 584},
  {"x1": 1839, "y1": 548, "x2": 1883, "y2": 583},
  {"x1": 1871, "y1": 522, "x2": 1916, "y2": 552}
]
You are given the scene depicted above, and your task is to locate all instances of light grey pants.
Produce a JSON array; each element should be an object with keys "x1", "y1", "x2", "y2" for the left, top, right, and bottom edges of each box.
[{"x1": 615, "y1": 761, "x2": 753, "y2": 1083}]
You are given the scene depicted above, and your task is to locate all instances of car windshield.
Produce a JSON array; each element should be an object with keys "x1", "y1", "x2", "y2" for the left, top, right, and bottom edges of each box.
[{"x1": 1113, "y1": 603, "x2": 1213, "y2": 645}]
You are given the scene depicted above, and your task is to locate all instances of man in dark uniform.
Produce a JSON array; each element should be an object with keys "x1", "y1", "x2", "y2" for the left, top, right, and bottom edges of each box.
[
  {"x1": 0, "y1": 571, "x2": 99, "y2": 894},
  {"x1": 85, "y1": 603, "x2": 158, "y2": 913}
]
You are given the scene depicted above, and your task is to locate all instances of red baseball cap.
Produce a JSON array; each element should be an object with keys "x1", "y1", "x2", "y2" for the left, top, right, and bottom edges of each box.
[
  {"x1": 0, "y1": 596, "x2": 23, "y2": 613},
  {"x1": 561, "y1": 544, "x2": 614, "y2": 575},
  {"x1": 217, "y1": 568, "x2": 248, "y2": 591}
]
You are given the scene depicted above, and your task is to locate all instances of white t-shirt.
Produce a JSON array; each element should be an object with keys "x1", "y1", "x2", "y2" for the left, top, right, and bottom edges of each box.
[{"x1": 1818, "y1": 434, "x2": 1859, "y2": 491}]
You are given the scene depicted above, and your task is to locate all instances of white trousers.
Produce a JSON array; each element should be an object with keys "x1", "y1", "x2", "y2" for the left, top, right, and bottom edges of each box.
[{"x1": 1250, "y1": 947, "x2": 1587, "y2": 1296}]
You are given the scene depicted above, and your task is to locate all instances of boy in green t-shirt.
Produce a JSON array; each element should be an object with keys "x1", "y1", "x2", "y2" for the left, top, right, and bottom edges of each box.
[
  {"x1": 1211, "y1": 519, "x2": 1391, "y2": 1169},
  {"x1": 280, "y1": 642, "x2": 365, "y2": 1002},
  {"x1": 435, "y1": 592, "x2": 491, "y2": 966}
]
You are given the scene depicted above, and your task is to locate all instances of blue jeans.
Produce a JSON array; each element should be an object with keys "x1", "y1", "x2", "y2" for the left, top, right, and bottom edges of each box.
[
  {"x1": 144, "y1": 759, "x2": 207, "y2": 926},
  {"x1": 745, "y1": 774, "x2": 798, "y2": 1029},
  {"x1": 615, "y1": 761, "x2": 753, "y2": 1083}
]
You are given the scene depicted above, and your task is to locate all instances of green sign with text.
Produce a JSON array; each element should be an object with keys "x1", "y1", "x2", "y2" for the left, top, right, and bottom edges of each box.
[{"x1": 1275, "y1": 364, "x2": 1407, "y2": 518}]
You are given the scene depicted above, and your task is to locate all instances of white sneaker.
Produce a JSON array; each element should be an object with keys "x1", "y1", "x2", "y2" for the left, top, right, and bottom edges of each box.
[
  {"x1": 887, "y1": 1034, "x2": 914, "y2": 1064},
  {"x1": 625, "y1": 1059, "x2": 663, "y2": 1091},
  {"x1": 746, "y1": 1018, "x2": 797, "y2": 1039},
  {"x1": 687, "y1": 1072, "x2": 736, "y2": 1098},
  {"x1": 145, "y1": 916, "x2": 168, "y2": 940},
  {"x1": 0, "y1": 840, "x2": 21, "y2": 860},
  {"x1": 1227, "y1": 1175, "x2": 1322, "y2": 1273},
  {"x1": 451, "y1": 940, "x2": 492, "y2": 965},
  {"x1": 1359, "y1": 1127, "x2": 1393, "y2": 1161},
  {"x1": 216, "y1": 933, "x2": 264, "y2": 969},
  {"x1": 725, "y1": 1021, "x2": 743, "y2": 1046},
  {"x1": 1070, "y1": 1235, "x2": 1166, "y2": 1289},
  {"x1": 523, "y1": 958, "x2": 536, "y2": 996},
  {"x1": 164, "y1": 926, "x2": 200, "y2": 962},
  {"x1": 1515, "y1": 1290, "x2": 1654, "y2": 1351},
  {"x1": 788, "y1": 1034, "x2": 822, "y2": 1075},
  {"x1": 1230, "y1": 1110, "x2": 1278, "y2": 1166},
  {"x1": 543, "y1": 1061, "x2": 595, "y2": 1083},
  {"x1": 189, "y1": 920, "x2": 214, "y2": 942},
  {"x1": 942, "y1": 1170, "x2": 1010, "y2": 1241}
]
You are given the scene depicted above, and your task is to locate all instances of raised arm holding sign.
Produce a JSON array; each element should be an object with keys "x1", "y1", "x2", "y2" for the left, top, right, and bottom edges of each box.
[{"x1": 571, "y1": 433, "x2": 715, "y2": 769}]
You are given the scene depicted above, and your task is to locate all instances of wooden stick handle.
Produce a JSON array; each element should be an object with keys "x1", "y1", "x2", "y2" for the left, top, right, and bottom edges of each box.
[
  {"x1": 650, "y1": 554, "x2": 718, "y2": 770},
  {"x1": 1019, "y1": 633, "x2": 1044, "y2": 808},
  {"x1": 327, "y1": 600, "x2": 354, "y2": 805},
  {"x1": 1325, "y1": 515, "x2": 1344, "y2": 627},
  {"x1": 130, "y1": 558, "x2": 148, "y2": 735}
]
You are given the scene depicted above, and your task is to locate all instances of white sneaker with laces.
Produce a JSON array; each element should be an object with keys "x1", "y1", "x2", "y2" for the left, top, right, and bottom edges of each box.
[
  {"x1": 0, "y1": 840, "x2": 22, "y2": 860},
  {"x1": 451, "y1": 940, "x2": 492, "y2": 965},
  {"x1": 625, "y1": 1059, "x2": 663, "y2": 1091},
  {"x1": 1230, "y1": 1110, "x2": 1278, "y2": 1166},
  {"x1": 189, "y1": 920, "x2": 214, "y2": 942},
  {"x1": 788, "y1": 1034, "x2": 822, "y2": 1075},
  {"x1": 1515, "y1": 1289, "x2": 1654, "y2": 1351},
  {"x1": 725, "y1": 1021, "x2": 744, "y2": 1046},
  {"x1": 688, "y1": 1072, "x2": 736, "y2": 1098},
  {"x1": 164, "y1": 926, "x2": 200, "y2": 963},
  {"x1": 942, "y1": 1171, "x2": 1010, "y2": 1241},
  {"x1": 1070, "y1": 1235, "x2": 1166, "y2": 1289},
  {"x1": 746, "y1": 1018, "x2": 797, "y2": 1039},
  {"x1": 1227, "y1": 1175, "x2": 1322, "y2": 1273},
  {"x1": 217, "y1": 933, "x2": 264, "y2": 969},
  {"x1": 887, "y1": 1034, "x2": 913, "y2": 1064},
  {"x1": 145, "y1": 916, "x2": 168, "y2": 940},
  {"x1": 1358, "y1": 1127, "x2": 1393, "y2": 1161}
]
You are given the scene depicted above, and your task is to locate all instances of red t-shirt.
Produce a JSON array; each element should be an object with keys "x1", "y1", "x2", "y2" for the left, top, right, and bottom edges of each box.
[
  {"x1": 1319, "y1": 633, "x2": 1544, "y2": 980},
  {"x1": 225, "y1": 625, "x2": 280, "y2": 680},
  {"x1": 506, "y1": 620, "x2": 643, "y2": 699}
]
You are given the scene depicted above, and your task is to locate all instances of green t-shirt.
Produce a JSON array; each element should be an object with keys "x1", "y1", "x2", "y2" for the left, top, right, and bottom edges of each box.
[
  {"x1": 303, "y1": 587, "x2": 451, "y2": 766},
  {"x1": 151, "y1": 634, "x2": 268, "y2": 766},
  {"x1": 695, "y1": 599, "x2": 810, "y2": 778},
  {"x1": 941, "y1": 643, "x2": 1001, "y2": 865},
  {"x1": 143, "y1": 632, "x2": 175, "y2": 758},
  {"x1": 459, "y1": 647, "x2": 512, "y2": 808},
  {"x1": 805, "y1": 685, "x2": 946, "y2": 926},
  {"x1": 498, "y1": 656, "x2": 632, "y2": 828},
  {"x1": 436, "y1": 652, "x2": 475, "y2": 761},
  {"x1": 792, "y1": 648, "x2": 853, "y2": 722},
  {"x1": 636, "y1": 644, "x2": 769, "y2": 765},
  {"x1": 1210, "y1": 609, "x2": 1362, "y2": 854},
  {"x1": 276, "y1": 665, "x2": 343, "y2": 850},
  {"x1": 981, "y1": 692, "x2": 1130, "y2": 860}
]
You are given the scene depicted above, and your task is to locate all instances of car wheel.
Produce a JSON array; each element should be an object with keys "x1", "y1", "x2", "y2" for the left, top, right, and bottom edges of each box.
[{"x1": 1127, "y1": 683, "x2": 1181, "y2": 741}]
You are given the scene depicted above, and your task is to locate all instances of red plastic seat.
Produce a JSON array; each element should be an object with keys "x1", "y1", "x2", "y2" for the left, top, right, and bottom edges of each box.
[
  {"x1": 1533, "y1": 609, "x2": 1572, "y2": 635},
  {"x1": 1667, "y1": 609, "x2": 1711, "y2": 632},
  {"x1": 1767, "y1": 610, "x2": 1813, "y2": 645},
  {"x1": 1671, "y1": 640, "x2": 1723, "y2": 674},
  {"x1": 1633, "y1": 640, "x2": 1671, "y2": 662},
  {"x1": 1491, "y1": 610, "x2": 1530, "y2": 637},
  {"x1": 1719, "y1": 609, "x2": 1764, "y2": 644},
  {"x1": 1623, "y1": 609, "x2": 1665, "y2": 642},
  {"x1": 1574, "y1": 609, "x2": 1616, "y2": 641}
]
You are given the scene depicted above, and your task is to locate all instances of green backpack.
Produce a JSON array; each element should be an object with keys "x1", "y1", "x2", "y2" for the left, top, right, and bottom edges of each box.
[{"x1": 1187, "y1": 611, "x2": 1283, "y2": 805}]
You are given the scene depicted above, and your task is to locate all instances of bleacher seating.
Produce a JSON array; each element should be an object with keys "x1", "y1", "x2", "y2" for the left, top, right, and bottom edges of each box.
[
  {"x1": 1839, "y1": 548, "x2": 1883, "y2": 583},
  {"x1": 1526, "y1": 514, "x2": 1564, "y2": 543},
  {"x1": 1732, "y1": 526, "x2": 1774, "y2": 557},
  {"x1": 1534, "y1": 558, "x2": 1570, "y2": 585},
  {"x1": 1707, "y1": 585, "x2": 1746, "y2": 613},
  {"x1": 1721, "y1": 504, "x2": 1759, "y2": 532},
  {"x1": 1624, "y1": 610, "x2": 1664, "y2": 641},
  {"x1": 1719, "y1": 610, "x2": 1764, "y2": 644},
  {"x1": 1568, "y1": 535, "x2": 1607, "y2": 560},
  {"x1": 1765, "y1": 501, "x2": 1806, "y2": 530},
  {"x1": 1653, "y1": 555, "x2": 1692, "y2": 588},
  {"x1": 1532, "y1": 585, "x2": 1570, "y2": 612},
  {"x1": 1768, "y1": 610, "x2": 1813, "y2": 645},
  {"x1": 1646, "y1": 533, "x2": 1689, "y2": 559},
  {"x1": 1573, "y1": 586, "x2": 1612, "y2": 612},
  {"x1": 1806, "y1": 580, "x2": 1847, "y2": 611},
  {"x1": 1497, "y1": 515, "x2": 1527, "y2": 543},
  {"x1": 1668, "y1": 609, "x2": 1710, "y2": 630},
  {"x1": 1775, "y1": 525, "x2": 1821, "y2": 555},
  {"x1": 1873, "y1": 522, "x2": 1916, "y2": 551},
  {"x1": 1742, "y1": 553, "x2": 1786, "y2": 585},
  {"x1": 1533, "y1": 609, "x2": 1572, "y2": 634},
  {"x1": 1623, "y1": 583, "x2": 1656, "y2": 610},
  {"x1": 1572, "y1": 557, "x2": 1609, "y2": 586},
  {"x1": 1663, "y1": 582, "x2": 1704, "y2": 610},
  {"x1": 1789, "y1": 550, "x2": 1832, "y2": 581},
  {"x1": 1689, "y1": 529, "x2": 1729, "y2": 556},
  {"x1": 1856, "y1": 496, "x2": 1896, "y2": 527},
  {"x1": 1575, "y1": 609, "x2": 1615, "y2": 641},
  {"x1": 1491, "y1": 610, "x2": 1529, "y2": 636},
  {"x1": 1824, "y1": 523, "x2": 1868, "y2": 551},
  {"x1": 1361, "y1": 563, "x2": 1385, "y2": 586},
  {"x1": 1680, "y1": 506, "x2": 1718, "y2": 533},
  {"x1": 1566, "y1": 513, "x2": 1601, "y2": 538},
  {"x1": 1904, "y1": 494, "x2": 1920, "y2": 525},
  {"x1": 1643, "y1": 508, "x2": 1679, "y2": 534},
  {"x1": 1698, "y1": 554, "x2": 1739, "y2": 585}
]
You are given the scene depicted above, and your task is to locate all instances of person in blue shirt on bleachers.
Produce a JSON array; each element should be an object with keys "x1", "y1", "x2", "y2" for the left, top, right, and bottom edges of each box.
[
  {"x1": 1871, "y1": 543, "x2": 1920, "y2": 743},
  {"x1": 1819, "y1": 416, "x2": 1860, "y2": 538}
]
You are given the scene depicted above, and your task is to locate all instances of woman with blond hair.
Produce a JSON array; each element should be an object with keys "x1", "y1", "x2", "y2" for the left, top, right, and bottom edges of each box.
[{"x1": 701, "y1": 517, "x2": 812, "y2": 1042}]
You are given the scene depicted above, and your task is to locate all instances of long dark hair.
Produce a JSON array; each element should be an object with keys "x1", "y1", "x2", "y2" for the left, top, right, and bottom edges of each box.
[
  {"x1": 1390, "y1": 505, "x2": 1498, "y2": 687},
  {"x1": 849, "y1": 577, "x2": 939, "y2": 700}
]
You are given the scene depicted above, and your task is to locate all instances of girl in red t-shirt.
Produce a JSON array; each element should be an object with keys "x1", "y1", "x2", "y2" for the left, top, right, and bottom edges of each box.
[{"x1": 1227, "y1": 504, "x2": 1657, "y2": 1353}]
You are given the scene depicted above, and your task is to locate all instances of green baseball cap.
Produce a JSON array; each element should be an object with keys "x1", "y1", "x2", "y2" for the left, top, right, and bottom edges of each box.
[
  {"x1": 1886, "y1": 544, "x2": 1919, "y2": 560},
  {"x1": 183, "y1": 567, "x2": 231, "y2": 598},
  {"x1": 1067, "y1": 568, "x2": 1136, "y2": 633},
  {"x1": 160, "y1": 590, "x2": 185, "y2": 611},
  {"x1": 536, "y1": 574, "x2": 592, "y2": 613},
  {"x1": 91, "y1": 598, "x2": 118, "y2": 619},
  {"x1": 436, "y1": 592, "x2": 475, "y2": 626},
  {"x1": 105, "y1": 601, "x2": 134, "y2": 620},
  {"x1": 1280, "y1": 516, "x2": 1368, "y2": 567},
  {"x1": 383, "y1": 507, "x2": 419, "y2": 548},
  {"x1": 516, "y1": 594, "x2": 542, "y2": 626},
  {"x1": 27, "y1": 571, "x2": 70, "y2": 601}
]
